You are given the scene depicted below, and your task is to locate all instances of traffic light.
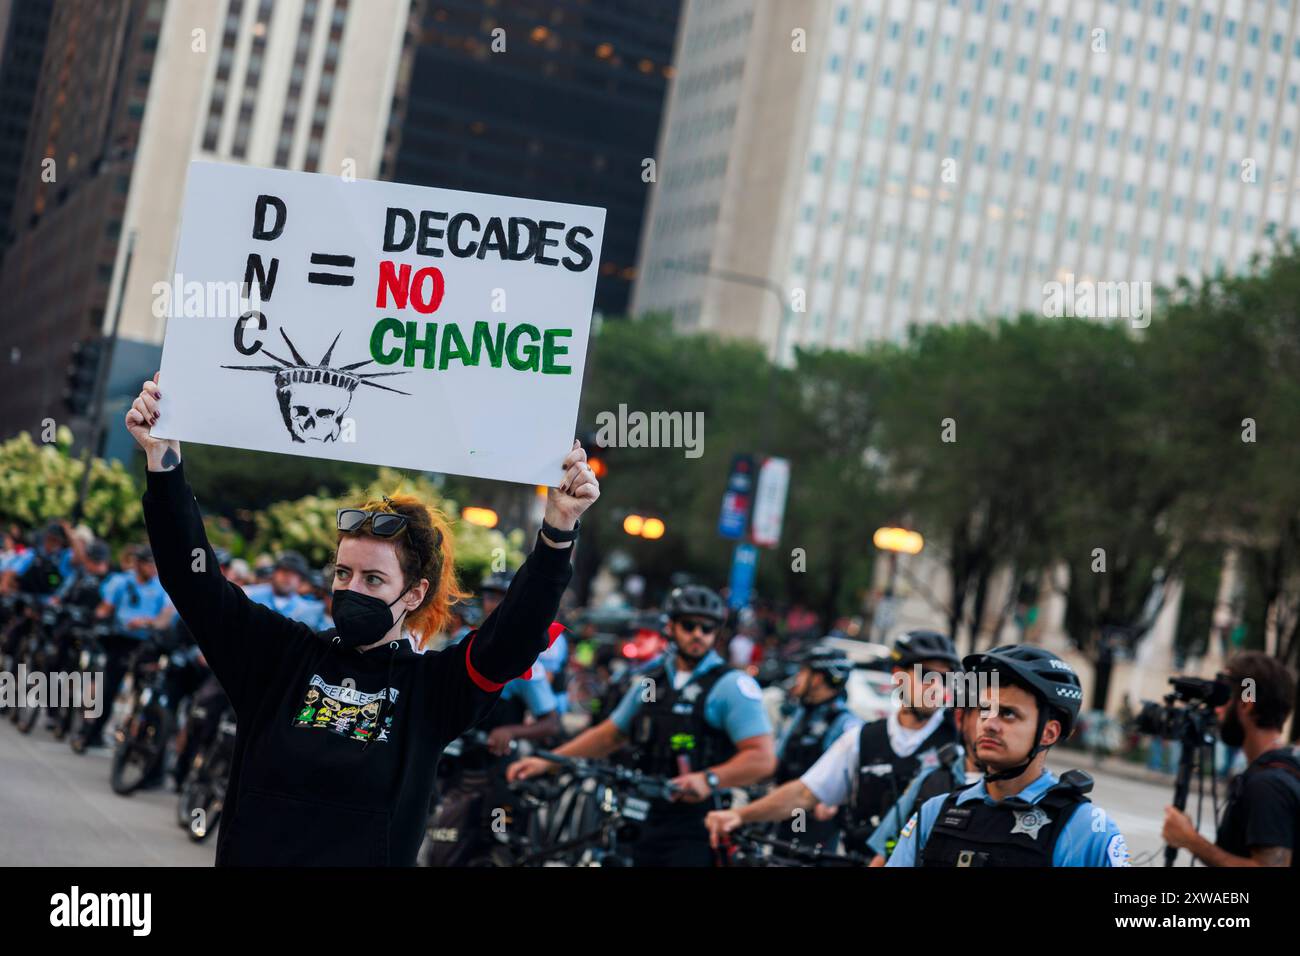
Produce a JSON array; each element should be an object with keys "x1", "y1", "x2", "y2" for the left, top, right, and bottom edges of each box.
[
  {"x1": 580, "y1": 430, "x2": 608, "y2": 479},
  {"x1": 63, "y1": 337, "x2": 104, "y2": 416}
]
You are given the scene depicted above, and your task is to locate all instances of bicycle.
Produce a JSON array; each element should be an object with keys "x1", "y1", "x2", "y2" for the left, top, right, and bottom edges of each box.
[
  {"x1": 0, "y1": 593, "x2": 39, "y2": 717},
  {"x1": 177, "y1": 699, "x2": 236, "y2": 842},
  {"x1": 10, "y1": 602, "x2": 65, "y2": 734},
  {"x1": 716, "y1": 828, "x2": 874, "y2": 867},
  {"x1": 64, "y1": 615, "x2": 111, "y2": 747},
  {"x1": 109, "y1": 632, "x2": 185, "y2": 795},
  {"x1": 505, "y1": 751, "x2": 681, "y2": 867},
  {"x1": 421, "y1": 729, "x2": 526, "y2": 866}
]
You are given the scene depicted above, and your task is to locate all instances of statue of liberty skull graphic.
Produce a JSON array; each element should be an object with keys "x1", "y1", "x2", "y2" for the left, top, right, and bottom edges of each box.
[{"x1": 223, "y1": 329, "x2": 410, "y2": 443}]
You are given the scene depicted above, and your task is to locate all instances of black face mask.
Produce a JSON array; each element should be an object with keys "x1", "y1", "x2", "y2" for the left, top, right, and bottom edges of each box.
[{"x1": 332, "y1": 587, "x2": 410, "y2": 649}]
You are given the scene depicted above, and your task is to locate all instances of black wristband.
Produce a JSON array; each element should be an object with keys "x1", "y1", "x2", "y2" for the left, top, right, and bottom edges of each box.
[{"x1": 540, "y1": 519, "x2": 580, "y2": 543}]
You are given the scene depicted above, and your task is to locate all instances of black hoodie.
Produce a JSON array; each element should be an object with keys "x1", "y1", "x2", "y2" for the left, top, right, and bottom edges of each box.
[{"x1": 142, "y1": 463, "x2": 571, "y2": 866}]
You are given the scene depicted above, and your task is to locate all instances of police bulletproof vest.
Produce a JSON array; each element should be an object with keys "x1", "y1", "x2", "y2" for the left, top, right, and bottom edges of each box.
[
  {"x1": 776, "y1": 698, "x2": 849, "y2": 783},
  {"x1": 919, "y1": 771, "x2": 1093, "y2": 867},
  {"x1": 62, "y1": 572, "x2": 106, "y2": 610},
  {"x1": 850, "y1": 715, "x2": 958, "y2": 833},
  {"x1": 17, "y1": 551, "x2": 64, "y2": 596},
  {"x1": 548, "y1": 661, "x2": 566, "y2": 695},
  {"x1": 629, "y1": 661, "x2": 734, "y2": 779},
  {"x1": 477, "y1": 689, "x2": 528, "y2": 735}
]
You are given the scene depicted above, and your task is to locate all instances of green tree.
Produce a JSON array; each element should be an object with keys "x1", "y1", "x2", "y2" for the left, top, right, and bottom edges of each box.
[
  {"x1": 0, "y1": 427, "x2": 142, "y2": 546},
  {"x1": 250, "y1": 467, "x2": 525, "y2": 584}
]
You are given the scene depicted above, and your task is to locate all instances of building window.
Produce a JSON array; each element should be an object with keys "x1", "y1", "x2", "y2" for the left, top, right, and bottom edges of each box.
[
  {"x1": 202, "y1": 0, "x2": 245, "y2": 152},
  {"x1": 232, "y1": 0, "x2": 276, "y2": 159}
]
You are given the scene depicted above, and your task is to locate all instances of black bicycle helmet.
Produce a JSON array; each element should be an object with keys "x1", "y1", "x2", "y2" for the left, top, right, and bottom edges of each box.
[
  {"x1": 963, "y1": 644, "x2": 1083, "y2": 781},
  {"x1": 480, "y1": 569, "x2": 515, "y2": 594},
  {"x1": 274, "y1": 550, "x2": 310, "y2": 577},
  {"x1": 663, "y1": 584, "x2": 727, "y2": 623},
  {"x1": 799, "y1": 645, "x2": 853, "y2": 689},
  {"x1": 891, "y1": 629, "x2": 962, "y2": 669},
  {"x1": 41, "y1": 520, "x2": 68, "y2": 544}
]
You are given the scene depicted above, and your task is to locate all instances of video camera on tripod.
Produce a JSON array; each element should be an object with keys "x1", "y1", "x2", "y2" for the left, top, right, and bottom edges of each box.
[
  {"x1": 1135, "y1": 676, "x2": 1231, "y2": 740},
  {"x1": 1135, "y1": 675, "x2": 1232, "y2": 866}
]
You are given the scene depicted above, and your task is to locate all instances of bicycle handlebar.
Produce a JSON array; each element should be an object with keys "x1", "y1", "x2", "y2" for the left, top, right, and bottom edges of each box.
[
  {"x1": 723, "y1": 828, "x2": 873, "y2": 867},
  {"x1": 532, "y1": 750, "x2": 682, "y2": 802}
]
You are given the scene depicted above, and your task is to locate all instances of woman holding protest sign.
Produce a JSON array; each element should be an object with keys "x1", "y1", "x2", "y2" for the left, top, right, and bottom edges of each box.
[{"x1": 124, "y1": 372, "x2": 598, "y2": 865}]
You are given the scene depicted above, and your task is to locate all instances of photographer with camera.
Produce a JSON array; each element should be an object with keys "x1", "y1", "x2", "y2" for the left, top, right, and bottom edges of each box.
[{"x1": 1162, "y1": 652, "x2": 1299, "y2": 867}]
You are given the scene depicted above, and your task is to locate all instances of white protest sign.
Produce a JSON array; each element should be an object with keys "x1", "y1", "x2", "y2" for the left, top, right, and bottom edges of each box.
[
  {"x1": 750, "y1": 456, "x2": 790, "y2": 547},
  {"x1": 152, "y1": 161, "x2": 605, "y2": 486}
]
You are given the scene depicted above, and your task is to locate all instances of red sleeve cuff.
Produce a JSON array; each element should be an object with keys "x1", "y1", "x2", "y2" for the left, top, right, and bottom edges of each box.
[{"x1": 463, "y1": 622, "x2": 566, "y2": 692}]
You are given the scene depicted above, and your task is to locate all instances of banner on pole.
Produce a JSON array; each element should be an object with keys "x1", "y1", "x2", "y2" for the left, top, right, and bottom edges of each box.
[
  {"x1": 718, "y1": 453, "x2": 755, "y2": 539},
  {"x1": 750, "y1": 456, "x2": 790, "y2": 548}
]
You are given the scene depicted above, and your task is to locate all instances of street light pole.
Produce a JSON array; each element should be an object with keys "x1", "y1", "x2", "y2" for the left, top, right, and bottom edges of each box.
[
  {"x1": 659, "y1": 259, "x2": 792, "y2": 430},
  {"x1": 661, "y1": 260, "x2": 794, "y2": 619},
  {"x1": 871, "y1": 527, "x2": 925, "y2": 642}
]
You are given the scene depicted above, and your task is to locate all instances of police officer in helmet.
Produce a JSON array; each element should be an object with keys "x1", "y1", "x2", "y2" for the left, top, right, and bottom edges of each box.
[
  {"x1": 706, "y1": 629, "x2": 961, "y2": 860},
  {"x1": 508, "y1": 583, "x2": 775, "y2": 866},
  {"x1": 770, "y1": 645, "x2": 862, "y2": 845},
  {"x1": 867, "y1": 702, "x2": 982, "y2": 864},
  {"x1": 888, "y1": 644, "x2": 1131, "y2": 867},
  {"x1": 51, "y1": 540, "x2": 113, "y2": 611}
]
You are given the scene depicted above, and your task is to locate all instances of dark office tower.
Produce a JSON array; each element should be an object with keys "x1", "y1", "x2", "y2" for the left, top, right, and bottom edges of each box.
[
  {"x1": 0, "y1": 0, "x2": 162, "y2": 441},
  {"x1": 383, "y1": 0, "x2": 681, "y2": 317},
  {"x1": 0, "y1": 0, "x2": 55, "y2": 260}
]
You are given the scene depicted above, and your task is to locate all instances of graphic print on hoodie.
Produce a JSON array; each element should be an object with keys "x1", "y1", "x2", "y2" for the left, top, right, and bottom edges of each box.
[
  {"x1": 142, "y1": 462, "x2": 571, "y2": 866},
  {"x1": 293, "y1": 676, "x2": 396, "y2": 743}
]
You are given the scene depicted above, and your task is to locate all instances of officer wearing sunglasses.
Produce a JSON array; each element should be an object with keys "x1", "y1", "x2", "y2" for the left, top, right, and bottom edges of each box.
[{"x1": 508, "y1": 583, "x2": 776, "y2": 866}]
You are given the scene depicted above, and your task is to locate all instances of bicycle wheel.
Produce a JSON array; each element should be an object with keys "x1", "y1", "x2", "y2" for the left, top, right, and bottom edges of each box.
[
  {"x1": 13, "y1": 701, "x2": 40, "y2": 734},
  {"x1": 110, "y1": 705, "x2": 173, "y2": 795},
  {"x1": 186, "y1": 751, "x2": 229, "y2": 842}
]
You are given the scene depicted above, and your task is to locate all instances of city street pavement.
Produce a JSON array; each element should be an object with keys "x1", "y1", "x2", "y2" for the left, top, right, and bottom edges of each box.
[
  {"x1": 1052, "y1": 757, "x2": 1219, "y2": 865},
  {"x1": 0, "y1": 719, "x2": 214, "y2": 866},
  {"x1": 0, "y1": 715, "x2": 1212, "y2": 866}
]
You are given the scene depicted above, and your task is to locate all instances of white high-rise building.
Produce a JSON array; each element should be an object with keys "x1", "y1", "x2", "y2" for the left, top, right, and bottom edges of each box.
[
  {"x1": 633, "y1": 0, "x2": 1300, "y2": 359},
  {"x1": 107, "y1": 0, "x2": 411, "y2": 350}
]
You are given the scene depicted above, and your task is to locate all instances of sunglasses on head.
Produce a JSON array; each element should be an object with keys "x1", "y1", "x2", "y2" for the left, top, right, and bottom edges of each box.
[
  {"x1": 676, "y1": 618, "x2": 718, "y2": 635},
  {"x1": 337, "y1": 508, "x2": 409, "y2": 538}
]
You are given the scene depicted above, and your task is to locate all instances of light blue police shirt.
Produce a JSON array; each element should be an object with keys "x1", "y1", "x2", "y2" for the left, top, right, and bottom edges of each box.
[
  {"x1": 244, "y1": 583, "x2": 326, "y2": 629},
  {"x1": 7, "y1": 546, "x2": 75, "y2": 583},
  {"x1": 499, "y1": 667, "x2": 558, "y2": 716},
  {"x1": 886, "y1": 768, "x2": 1131, "y2": 867},
  {"x1": 868, "y1": 748, "x2": 972, "y2": 858},
  {"x1": 100, "y1": 572, "x2": 174, "y2": 639},
  {"x1": 609, "y1": 649, "x2": 772, "y2": 744},
  {"x1": 537, "y1": 630, "x2": 569, "y2": 713},
  {"x1": 775, "y1": 701, "x2": 862, "y2": 764}
]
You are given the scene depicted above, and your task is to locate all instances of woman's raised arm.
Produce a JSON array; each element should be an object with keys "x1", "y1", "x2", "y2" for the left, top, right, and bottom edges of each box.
[
  {"x1": 129, "y1": 374, "x2": 307, "y2": 714},
  {"x1": 464, "y1": 439, "x2": 600, "y2": 685}
]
